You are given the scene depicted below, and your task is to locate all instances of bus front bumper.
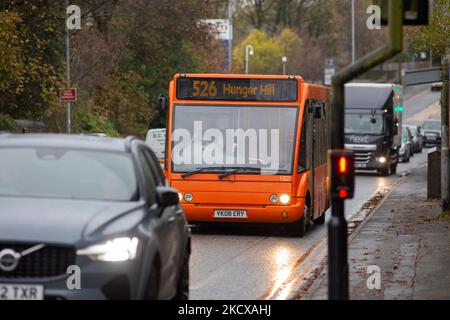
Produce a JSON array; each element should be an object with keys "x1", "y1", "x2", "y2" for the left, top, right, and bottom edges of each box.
[{"x1": 181, "y1": 198, "x2": 306, "y2": 224}]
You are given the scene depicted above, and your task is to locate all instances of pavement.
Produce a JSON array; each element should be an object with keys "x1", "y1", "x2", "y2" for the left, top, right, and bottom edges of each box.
[{"x1": 304, "y1": 162, "x2": 450, "y2": 300}]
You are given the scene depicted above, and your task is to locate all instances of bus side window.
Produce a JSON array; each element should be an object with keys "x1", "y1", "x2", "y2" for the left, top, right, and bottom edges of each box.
[
  {"x1": 298, "y1": 100, "x2": 310, "y2": 172},
  {"x1": 313, "y1": 99, "x2": 327, "y2": 167},
  {"x1": 313, "y1": 100, "x2": 321, "y2": 167}
]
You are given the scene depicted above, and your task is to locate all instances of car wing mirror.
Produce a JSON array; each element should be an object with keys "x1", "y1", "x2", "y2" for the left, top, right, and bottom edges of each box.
[{"x1": 156, "y1": 186, "x2": 179, "y2": 207}]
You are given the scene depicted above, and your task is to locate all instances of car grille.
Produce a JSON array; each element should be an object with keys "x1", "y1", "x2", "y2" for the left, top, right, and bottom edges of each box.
[{"x1": 0, "y1": 242, "x2": 76, "y2": 279}]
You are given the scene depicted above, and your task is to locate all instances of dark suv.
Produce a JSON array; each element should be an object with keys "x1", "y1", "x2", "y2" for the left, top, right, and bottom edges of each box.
[{"x1": 0, "y1": 134, "x2": 190, "y2": 300}]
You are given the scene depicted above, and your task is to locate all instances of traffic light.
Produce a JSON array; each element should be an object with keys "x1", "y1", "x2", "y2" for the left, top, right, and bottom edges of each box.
[
  {"x1": 377, "y1": 0, "x2": 429, "y2": 26},
  {"x1": 329, "y1": 150, "x2": 355, "y2": 200}
]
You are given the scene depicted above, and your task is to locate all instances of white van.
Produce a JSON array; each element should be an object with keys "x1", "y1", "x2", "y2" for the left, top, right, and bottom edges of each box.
[{"x1": 145, "y1": 128, "x2": 166, "y2": 166}]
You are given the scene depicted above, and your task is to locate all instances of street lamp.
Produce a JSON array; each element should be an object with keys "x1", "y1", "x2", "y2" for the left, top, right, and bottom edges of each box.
[
  {"x1": 282, "y1": 56, "x2": 288, "y2": 75},
  {"x1": 245, "y1": 45, "x2": 254, "y2": 74}
]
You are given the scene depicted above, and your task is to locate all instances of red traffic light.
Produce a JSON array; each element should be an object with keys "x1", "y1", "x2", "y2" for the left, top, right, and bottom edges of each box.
[
  {"x1": 329, "y1": 150, "x2": 355, "y2": 200},
  {"x1": 338, "y1": 189, "x2": 349, "y2": 199}
]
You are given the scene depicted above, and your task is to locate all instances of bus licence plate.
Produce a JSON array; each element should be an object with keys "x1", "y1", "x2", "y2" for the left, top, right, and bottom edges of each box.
[{"x1": 213, "y1": 210, "x2": 248, "y2": 219}]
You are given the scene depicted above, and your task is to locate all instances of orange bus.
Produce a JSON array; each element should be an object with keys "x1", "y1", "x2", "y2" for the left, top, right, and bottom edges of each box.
[{"x1": 165, "y1": 74, "x2": 330, "y2": 237}]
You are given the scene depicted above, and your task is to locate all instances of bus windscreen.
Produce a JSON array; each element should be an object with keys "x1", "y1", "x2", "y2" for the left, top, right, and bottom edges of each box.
[{"x1": 176, "y1": 78, "x2": 298, "y2": 102}]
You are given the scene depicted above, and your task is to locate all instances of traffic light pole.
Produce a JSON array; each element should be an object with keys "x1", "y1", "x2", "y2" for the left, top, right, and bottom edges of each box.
[{"x1": 328, "y1": 0, "x2": 404, "y2": 300}]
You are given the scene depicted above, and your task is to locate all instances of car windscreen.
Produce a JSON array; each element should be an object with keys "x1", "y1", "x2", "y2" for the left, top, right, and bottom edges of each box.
[
  {"x1": 0, "y1": 148, "x2": 138, "y2": 201},
  {"x1": 408, "y1": 126, "x2": 417, "y2": 136},
  {"x1": 402, "y1": 128, "x2": 409, "y2": 143},
  {"x1": 422, "y1": 121, "x2": 440, "y2": 130}
]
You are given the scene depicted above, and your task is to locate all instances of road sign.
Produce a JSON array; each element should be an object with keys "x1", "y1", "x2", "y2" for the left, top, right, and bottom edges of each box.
[
  {"x1": 404, "y1": 67, "x2": 443, "y2": 86},
  {"x1": 200, "y1": 19, "x2": 232, "y2": 41},
  {"x1": 60, "y1": 88, "x2": 77, "y2": 102},
  {"x1": 324, "y1": 68, "x2": 336, "y2": 86}
]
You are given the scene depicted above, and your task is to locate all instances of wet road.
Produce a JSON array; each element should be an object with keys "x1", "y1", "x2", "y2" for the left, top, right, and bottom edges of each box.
[{"x1": 189, "y1": 87, "x2": 440, "y2": 300}]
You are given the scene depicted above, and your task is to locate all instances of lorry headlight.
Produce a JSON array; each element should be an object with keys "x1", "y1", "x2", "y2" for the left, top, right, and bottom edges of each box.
[
  {"x1": 77, "y1": 237, "x2": 139, "y2": 262},
  {"x1": 378, "y1": 157, "x2": 387, "y2": 164},
  {"x1": 279, "y1": 194, "x2": 290, "y2": 204},
  {"x1": 184, "y1": 193, "x2": 193, "y2": 202}
]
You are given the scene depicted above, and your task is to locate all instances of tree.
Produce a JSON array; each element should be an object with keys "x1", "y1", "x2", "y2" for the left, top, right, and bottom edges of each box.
[
  {"x1": 66, "y1": 0, "x2": 224, "y2": 135},
  {"x1": 0, "y1": 1, "x2": 65, "y2": 120},
  {"x1": 407, "y1": 0, "x2": 450, "y2": 58}
]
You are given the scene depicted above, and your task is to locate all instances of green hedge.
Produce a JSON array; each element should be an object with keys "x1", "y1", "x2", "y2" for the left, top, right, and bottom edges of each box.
[{"x1": 0, "y1": 114, "x2": 18, "y2": 131}]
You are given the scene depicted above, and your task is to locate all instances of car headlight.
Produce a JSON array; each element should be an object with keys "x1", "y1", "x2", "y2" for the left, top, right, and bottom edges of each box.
[{"x1": 77, "y1": 237, "x2": 139, "y2": 262}]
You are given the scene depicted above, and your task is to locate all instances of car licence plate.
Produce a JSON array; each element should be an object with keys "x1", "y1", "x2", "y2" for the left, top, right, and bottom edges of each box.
[
  {"x1": 213, "y1": 210, "x2": 248, "y2": 219},
  {"x1": 0, "y1": 284, "x2": 44, "y2": 300},
  {"x1": 355, "y1": 163, "x2": 367, "y2": 169}
]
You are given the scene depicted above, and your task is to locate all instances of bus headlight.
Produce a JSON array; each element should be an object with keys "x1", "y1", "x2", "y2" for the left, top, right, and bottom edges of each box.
[
  {"x1": 279, "y1": 194, "x2": 290, "y2": 204},
  {"x1": 269, "y1": 194, "x2": 279, "y2": 204},
  {"x1": 184, "y1": 193, "x2": 193, "y2": 202}
]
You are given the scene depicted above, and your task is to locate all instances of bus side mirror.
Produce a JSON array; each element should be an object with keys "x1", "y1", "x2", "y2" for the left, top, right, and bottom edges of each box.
[{"x1": 157, "y1": 95, "x2": 167, "y2": 110}]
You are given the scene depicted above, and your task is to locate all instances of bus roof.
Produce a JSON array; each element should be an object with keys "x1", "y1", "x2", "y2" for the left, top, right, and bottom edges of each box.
[{"x1": 173, "y1": 73, "x2": 304, "y2": 81}]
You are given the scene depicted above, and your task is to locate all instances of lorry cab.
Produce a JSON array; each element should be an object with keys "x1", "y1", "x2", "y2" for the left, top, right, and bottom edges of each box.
[{"x1": 344, "y1": 83, "x2": 402, "y2": 176}]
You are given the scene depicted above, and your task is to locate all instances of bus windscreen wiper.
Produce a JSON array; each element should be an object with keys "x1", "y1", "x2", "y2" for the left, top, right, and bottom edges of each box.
[
  {"x1": 218, "y1": 167, "x2": 261, "y2": 179},
  {"x1": 181, "y1": 167, "x2": 227, "y2": 179}
]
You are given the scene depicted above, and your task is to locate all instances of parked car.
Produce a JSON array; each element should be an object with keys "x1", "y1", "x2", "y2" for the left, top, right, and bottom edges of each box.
[
  {"x1": 431, "y1": 82, "x2": 443, "y2": 92},
  {"x1": 0, "y1": 134, "x2": 190, "y2": 300},
  {"x1": 406, "y1": 125, "x2": 424, "y2": 153},
  {"x1": 422, "y1": 119, "x2": 441, "y2": 147},
  {"x1": 399, "y1": 127, "x2": 413, "y2": 162}
]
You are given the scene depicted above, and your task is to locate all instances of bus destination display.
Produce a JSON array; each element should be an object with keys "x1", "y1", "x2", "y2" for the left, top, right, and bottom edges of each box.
[{"x1": 176, "y1": 78, "x2": 298, "y2": 102}]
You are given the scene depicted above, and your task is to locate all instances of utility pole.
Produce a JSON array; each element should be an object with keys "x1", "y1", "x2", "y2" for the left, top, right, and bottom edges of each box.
[
  {"x1": 328, "y1": 0, "x2": 403, "y2": 300},
  {"x1": 351, "y1": 0, "x2": 356, "y2": 64},
  {"x1": 65, "y1": 0, "x2": 71, "y2": 134},
  {"x1": 441, "y1": 53, "x2": 449, "y2": 209},
  {"x1": 228, "y1": 0, "x2": 233, "y2": 72}
]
